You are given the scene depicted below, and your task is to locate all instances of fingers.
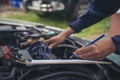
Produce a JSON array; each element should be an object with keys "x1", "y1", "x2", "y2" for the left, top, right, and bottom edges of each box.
[
  {"x1": 74, "y1": 44, "x2": 96, "y2": 55},
  {"x1": 48, "y1": 42, "x2": 58, "y2": 49},
  {"x1": 45, "y1": 35, "x2": 63, "y2": 49},
  {"x1": 77, "y1": 52, "x2": 103, "y2": 60},
  {"x1": 45, "y1": 34, "x2": 66, "y2": 49},
  {"x1": 44, "y1": 38, "x2": 56, "y2": 49},
  {"x1": 44, "y1": 38, "x2": 53, "y2": 45},
  {"x1": 77, "y1": 52, "x2": 95, "y2": 60},
  {"x1": 74, "y1": 44, "x2": 103, "y2": 60}
]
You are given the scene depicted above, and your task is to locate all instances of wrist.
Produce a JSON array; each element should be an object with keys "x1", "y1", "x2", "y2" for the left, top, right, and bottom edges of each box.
[
  {"x1": 111, "y1": 35, "x2": 120, "y2": 54},
  {"x1": 59, "y1": 28, "x2": 75, "y2": 38}
]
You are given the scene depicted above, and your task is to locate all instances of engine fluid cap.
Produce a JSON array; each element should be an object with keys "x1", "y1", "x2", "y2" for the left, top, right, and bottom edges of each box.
[{"x1": 2, "y1": 46, "x2": 12, "y2": 60}]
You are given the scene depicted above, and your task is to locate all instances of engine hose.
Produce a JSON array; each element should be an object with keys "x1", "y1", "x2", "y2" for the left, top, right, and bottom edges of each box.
[
  {"x1": 18, "y1": 66, "x2": 49, "y2": 80},
  {"x1": 95, "y1": 64, "x2": 105, "y2": 80},
  {"x1": 57, "y1": 44, "x2": 78, "y2": 50},
  {"x1": 0, "y1": 68, "x2": 17, "y2": 80},
  {"x1": 18, "y1": 68, "x2": 39, "y2": 80},
  {"x1": 35, "y1": 71, "x2": 93, "y2": 80},
  {"x1": 66, "y1": 38, "x2": 76, "y2": 47}
]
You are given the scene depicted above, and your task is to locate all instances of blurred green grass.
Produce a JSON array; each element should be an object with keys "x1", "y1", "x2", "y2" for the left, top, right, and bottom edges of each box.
[
  {"x1": 5, "y1": 12, "x2": 110, "y2": 38},
  {"x1": 7, "y1": 12, "x2": 69, "y2": 29},
  {"x1": 76, "y1": 18, "x2": 110, "y2": 38}
]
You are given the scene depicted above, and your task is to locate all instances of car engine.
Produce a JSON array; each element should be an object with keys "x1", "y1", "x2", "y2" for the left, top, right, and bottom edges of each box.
[{"x1": 0, "y1": 19, "x2": 120, "y2": 80}]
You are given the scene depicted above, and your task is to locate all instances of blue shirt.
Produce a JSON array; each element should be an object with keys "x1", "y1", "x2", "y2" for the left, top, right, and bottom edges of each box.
[{"x1": 69, "y1": 0, "x2": 120, "y2": 33}]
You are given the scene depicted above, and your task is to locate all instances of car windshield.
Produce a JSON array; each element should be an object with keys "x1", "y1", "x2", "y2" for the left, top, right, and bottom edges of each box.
[{"x1": 107, "y1": 53, "x2": 120, "y2": 66}]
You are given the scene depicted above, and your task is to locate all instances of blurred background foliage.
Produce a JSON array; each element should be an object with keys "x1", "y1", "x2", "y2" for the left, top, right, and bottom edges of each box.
[{"x1": 0, "y1": 0, "x2": 110, "y2": 40}]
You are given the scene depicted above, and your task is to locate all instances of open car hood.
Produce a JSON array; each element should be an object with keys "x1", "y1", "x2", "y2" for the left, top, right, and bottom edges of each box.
[{"x1": 0, "y1": 18, "x2": 119, "y2": 80}]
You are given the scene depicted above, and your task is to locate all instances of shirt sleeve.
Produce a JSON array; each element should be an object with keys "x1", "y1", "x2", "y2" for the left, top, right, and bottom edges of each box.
[
  {"x1": 69, "y1": 0, "x2": 120, "y2": 33},
  {"x1": 112, "y1": 35, "x2": 120, "y2": 55}
]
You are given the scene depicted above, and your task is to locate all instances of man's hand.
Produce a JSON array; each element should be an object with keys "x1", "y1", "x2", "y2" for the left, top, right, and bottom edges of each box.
[
  {"x1": 45, "y1": 34, "x2": 66, "y2": 49},
  {"x1": 74, "y1": 37, "x2": 116, "y2": 60},
  {"x1": 45, "y1": 28, "x2": 75, "y2": 49}
]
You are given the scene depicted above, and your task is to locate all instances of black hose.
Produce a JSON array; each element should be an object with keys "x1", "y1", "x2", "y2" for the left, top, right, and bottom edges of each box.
[
  {"x1": 95, "y1": 64, "x2": 105, "y2": 80},
  {"x1": 18, "y1": 66, "x2": 49, "y2": 80},
  {"x1": 18, "y1": 68, "x2": 38, "y2": 80},
  {"x1": 35, "y1": 71, "x2": 93, "y2": 80},
  {"x1": 66, "y1": 38, "x2": 76, "y2": 47},
  {"x1": 57, "y1": 44, "x2": 78, "y2": 49},
  {"x1": 0, "y1": 68, "x2": 17, "y2": 80}
]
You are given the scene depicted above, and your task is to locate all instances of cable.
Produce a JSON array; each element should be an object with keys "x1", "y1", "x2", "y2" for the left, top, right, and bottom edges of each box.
[
  {"x1": 18, "y1": 68, "x2": 39, "y2": 80},
  {"x1": 37, "y1": 46, "x2": 41, "y2": 59},
  {"x1": 66, "y1": 38, "x2": 76, "y2": 47},
  {"x1": 57, "y1": 44, "x2": 78, "y2": 49},
  {"x1": 35, "y1": 71, "x2": 93, "y2": 80},
  {"x1": 95, "y1": 64, "x2": 105, "y2": 80},
  {"x1": 43, "y1": 42, "x2": 47, "y2": 59},
  {"x1": 46, "y1": 43, "x2": 53, "y2": 59},
  {"x1": 18, "y1": 66, "x2": 49, "y2": 80},
  {"x1": 0, "y1": 68, "x2": 17, "y2": 80}
]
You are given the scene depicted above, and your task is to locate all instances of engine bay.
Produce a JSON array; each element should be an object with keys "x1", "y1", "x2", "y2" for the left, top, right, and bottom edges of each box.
[
  {"x1": 0, "y1": 24, "x2": 81, "y2": 60},
  {"x1": 0, "y1": 19, "x2": 120, "y2": 80}
]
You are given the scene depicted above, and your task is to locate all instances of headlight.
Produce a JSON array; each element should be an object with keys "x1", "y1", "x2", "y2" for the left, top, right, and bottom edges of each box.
[
  {"x1": 41, "y1": 8, "x2": 47, "y2": 12},
  {"x1": 41, "y1": 4, "x2": 48, "y2": 8},
  {"x1": 40, "y1": 4, "x2": 53, "y2": 12}
]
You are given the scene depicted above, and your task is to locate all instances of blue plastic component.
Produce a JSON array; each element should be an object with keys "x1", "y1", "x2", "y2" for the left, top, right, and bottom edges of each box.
[{"x1": 27, "y1": 41, "x2": 53, "y2": 59}]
